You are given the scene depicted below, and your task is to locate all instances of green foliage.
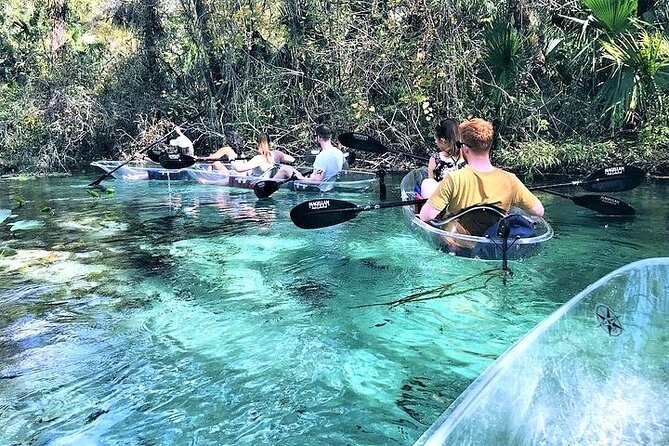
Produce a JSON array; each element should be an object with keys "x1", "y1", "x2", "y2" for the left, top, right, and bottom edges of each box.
[
  {"x1": 0, "y1": 0, "x2": 668, "y2": 174},
  {"x1": 582, "y1": 0, "x2": 637, "y2": 34},
  {"x1": 598, "y1": 29, "x2": 669, "y2": 125},
  {"x1": 484, "y1": 23, "x2": 522, "y2": 88}
]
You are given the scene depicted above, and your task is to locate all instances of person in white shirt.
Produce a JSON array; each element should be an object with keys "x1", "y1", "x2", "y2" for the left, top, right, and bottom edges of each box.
[
  {"x1": 271, "y1": 124, "x2": 344, "y2": 188},
  {"x1": 169, "y1": 126, "x2": 194, "y2": 156}
]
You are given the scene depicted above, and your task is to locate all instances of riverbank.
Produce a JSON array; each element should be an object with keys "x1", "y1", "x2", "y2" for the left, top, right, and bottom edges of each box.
[{"x1": 1, "y1": 132, "x2": 669, "y2": 178}]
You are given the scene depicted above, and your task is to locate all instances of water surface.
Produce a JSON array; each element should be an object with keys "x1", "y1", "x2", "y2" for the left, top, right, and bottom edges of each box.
[{"x1": 0, "y1": 172, "x2": 667, "y2": 445}]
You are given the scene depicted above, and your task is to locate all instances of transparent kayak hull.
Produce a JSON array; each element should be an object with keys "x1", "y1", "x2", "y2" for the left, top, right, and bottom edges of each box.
[
  {"x1": 90, "y1": 160, "x2": 197, "y2": 181},
  {"x1": 414, "y1": 257, "x2": 669, "y2": 446},
  {"x1": 400, "y1": 168, "x2": 553, "y2": 261},
  {"x1": 91, "y1": 161, "x2": 379, "y2": 194}
]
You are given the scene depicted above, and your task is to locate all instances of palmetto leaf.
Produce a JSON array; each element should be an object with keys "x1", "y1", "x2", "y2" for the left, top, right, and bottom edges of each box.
[
  {"x1": 483, "y1": 23, "x2": 522, "y2": 87},
  {"x1": 598, "y1": 29, "x2": 669, "y2": 124},
  {"x1": 583, "y1": 0, "x2": 637, "y2": 34},
  {"x1": 599, "y1": 65, "x2": 637, "y2": 122},
  {"x1": 601, "y1": 30, "x2": 669, "y2": 79}
]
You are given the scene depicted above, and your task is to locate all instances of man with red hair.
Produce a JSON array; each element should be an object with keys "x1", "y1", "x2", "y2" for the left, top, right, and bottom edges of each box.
[{"x1": 419, "y1": 118, "x2": 544, "y2": 232}]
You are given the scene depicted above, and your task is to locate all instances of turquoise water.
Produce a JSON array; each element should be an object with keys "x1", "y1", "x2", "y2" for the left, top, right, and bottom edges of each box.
[{"x1": 0, "y1": 173, "x2": 667, "y2": 445}]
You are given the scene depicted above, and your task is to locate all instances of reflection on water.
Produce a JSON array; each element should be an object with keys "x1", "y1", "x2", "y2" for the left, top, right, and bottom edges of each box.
[{"x1": 0, "y1": 174, "x2": 668, "y2": 445}]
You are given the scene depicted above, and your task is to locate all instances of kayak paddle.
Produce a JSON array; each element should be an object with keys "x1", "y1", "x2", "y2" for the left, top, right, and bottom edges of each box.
[
  {"x1": 290, "y1": 198, "x2": 426, "y2": 229},
  {"x1": 338, "y1": 132, "x2": 429, "y2": 161},
  {"x1": 291, "y1": 199, "x2": 510, "y2": 231},
  {"x1": 340, "y1": 132, "x2": 645, "y2": 193},
  {"x1": 530, "y1": 166, "x2": 645, "y2": 193},
  {"x1": 253, "y1": 174, "x2": 299, "y2": 199},
  {"x1": 541, "y1": 190, "x2": 636, "y2": 216},
  {"x1": 157, "y1": 153, "x2": 243, "y2": 170},
  {"x1": 290, "y1": 187, "x2": 636, "y2": 229}
]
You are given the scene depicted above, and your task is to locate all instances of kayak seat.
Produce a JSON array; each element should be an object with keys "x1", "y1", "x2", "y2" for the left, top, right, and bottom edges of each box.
[{"x1": 471, "y1": 214, "x2": 538, "y2": 259}]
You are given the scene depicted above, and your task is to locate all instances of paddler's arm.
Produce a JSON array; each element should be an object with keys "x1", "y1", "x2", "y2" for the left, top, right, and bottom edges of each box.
[
  {"x1": 276, "y1": 151, "x2": 296, "y2": 165},
  {"x1": 419, "y1": 174, "x2": 451, "y2": 221},
  {"x1": 526, "y1": 200, "x2": 545, "y2": 217},
  {"x1": 419, "y1": 201, "x2": 442, "y2": 221},
  {"x1": 299, "y1": 169, "x2": 325, "y2": 184},
  {"x1": 515, "y1": 181, "x2": 545, "y2": 217}
]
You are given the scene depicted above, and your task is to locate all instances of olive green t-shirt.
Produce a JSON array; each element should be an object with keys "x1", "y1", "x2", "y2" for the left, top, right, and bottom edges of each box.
[{"x1": 427, "y1": 166, "x2": 541, "y2": 216}]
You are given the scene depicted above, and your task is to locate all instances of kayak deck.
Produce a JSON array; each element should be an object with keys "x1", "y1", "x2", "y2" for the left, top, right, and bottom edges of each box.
[{"x1": 414, "y1": 257, "x2": 669, "y2": 445}]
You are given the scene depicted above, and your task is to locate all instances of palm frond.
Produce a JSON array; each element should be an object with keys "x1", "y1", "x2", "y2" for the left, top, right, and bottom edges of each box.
[
  {"x1": 483, "y1": 23, "x2": 522, "y2": 87},
  {"x1": 582, "y1": 0, "x2": 637, "y2": 34},
  {"x1": 598, "y1": 65, "x2": 637, "y2": 124},
  {"x1": 601, "y1": 30, "x2": 669, "y2": 79}
]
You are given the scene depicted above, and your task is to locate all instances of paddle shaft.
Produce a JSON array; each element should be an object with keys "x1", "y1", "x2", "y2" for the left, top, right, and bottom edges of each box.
[
  {"x1": 310, "y1": 198, "x2": 426, "y2": 215},
  {"x1": 530, "y1": 180, "x2": 586, "y2": 191}
]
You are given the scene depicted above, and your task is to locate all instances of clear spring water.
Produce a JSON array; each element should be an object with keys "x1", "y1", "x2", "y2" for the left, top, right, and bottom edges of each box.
[{"x1": 0, "y1": 172, "x2": 667, "y2": 445}]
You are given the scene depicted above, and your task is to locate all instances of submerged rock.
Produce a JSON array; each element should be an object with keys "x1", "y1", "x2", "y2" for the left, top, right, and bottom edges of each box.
[{"x1": 8, "y1": 220, "x2": 45, "y2": 232}]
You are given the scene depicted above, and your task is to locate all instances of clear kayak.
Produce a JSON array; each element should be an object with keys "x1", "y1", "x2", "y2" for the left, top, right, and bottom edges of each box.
[
  {"x1": 90, "y1": 160, "x2": 197, "y2": 181},
  {"x1": 400, "y1": 168, "x2": 553, "y2": 261},
  {"x1": 186, "y1": 165, "x2": 380, "y2": 194},
  {"x1": 91, "y1": 160, "x2": 380, "y2": 194},
  {"x1": 414, "y1": 257, "x2": 669, "y2": 446}
]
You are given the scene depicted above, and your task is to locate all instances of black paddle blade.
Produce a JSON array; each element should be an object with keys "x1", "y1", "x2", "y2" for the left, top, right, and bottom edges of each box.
[
  {"x1": 338, "y1": 132, "x2": 387, "y2": 154},
  {"x1": 159, "y1": 153, "x2": 196, "y2": 169},
  {"x1": 253, "y1": 180, "x2": 282, "y2": 199},
  {"x1": 290, "y1": 198, "x2": 360, "y2": 229},
  {"x1": 582, "y1": 166, "x2": 646, "y2": 193},
  {"x1": 572, "y1": 194, "x2": 636, "y2": 216},
  {"x1": 147, "y1": 147, "x2": 165, "y2": 163}
]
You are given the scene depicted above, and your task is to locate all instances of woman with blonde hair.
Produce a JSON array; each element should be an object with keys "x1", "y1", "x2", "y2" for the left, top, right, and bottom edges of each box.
[{"x1": 231, "y1": 133, "x2": 295, "y2": 177}]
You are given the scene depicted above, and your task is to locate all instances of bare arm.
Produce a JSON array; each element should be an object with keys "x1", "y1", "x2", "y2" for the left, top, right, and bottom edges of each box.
[
  {"x1": 427, "y1": 156, "x2": 436, "y2": 180},
  {"x1": 302, "y1": 170, "x2": 325, "y2": 183},
  {"x1": 231, "y1": 156, "x2": 261, "y2": 172},
  {"x1": 419, "y1": 201, "x2": 442, "y2": 221},
  {"x1": 527, "y1": 200, "x2": 545, "y2": 217},
  {"x1": 282, "y1": 153, "x2": 296, "y2": 165},
  {"x1": 203, "y1": 146, "x2": 237, "y2": 161}
]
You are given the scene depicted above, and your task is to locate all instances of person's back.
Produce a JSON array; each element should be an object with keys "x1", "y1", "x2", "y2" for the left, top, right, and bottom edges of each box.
[
  {"x1": 420, "y1": 118, "x2": 544, "y2": 227},
  {"x1": 430, "y1": 166, "x2": 539, "y2": 215},
  {"x1": 233, "y1": 133, "x2": 295, "y2": 177},
  {"x1": 313, "y1": 146, "x2": 344, "y2": 180},
  {"x1": 246, "y1": 150, "x2": 282, "y2": 177}
]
